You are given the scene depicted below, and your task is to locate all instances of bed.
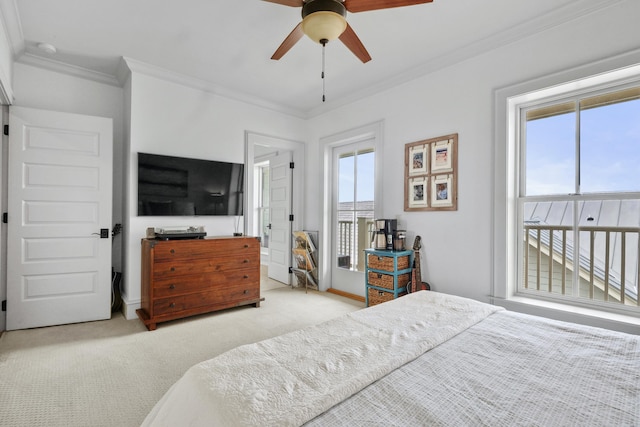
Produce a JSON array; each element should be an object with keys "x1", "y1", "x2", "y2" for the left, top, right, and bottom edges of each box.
[{"x1": 141, "y1": 291, "x2": 640, "y2": 426}]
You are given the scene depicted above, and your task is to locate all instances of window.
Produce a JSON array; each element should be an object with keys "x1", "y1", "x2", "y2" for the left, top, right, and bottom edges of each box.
[
  {"x1": 335, "y1": 146, "x2": 375, "y2": 272},
  {"x1": 516, "y1": 80, "x2": 640, "y2": 314}
]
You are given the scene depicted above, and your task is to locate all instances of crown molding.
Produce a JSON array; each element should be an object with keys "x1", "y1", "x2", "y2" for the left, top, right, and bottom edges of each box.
[
  {"x1": 115, "y1": 57, "x2": 131, "y2": 87},
  {"x1": 121, "y1": 57, "x2": 307, "y2": 119},
  {"x1": 17, "y1": 53, "x2": 121, "y2": 87},
  {"x1": 306, "y1": 0, "x2": 625, "y2": 117}
]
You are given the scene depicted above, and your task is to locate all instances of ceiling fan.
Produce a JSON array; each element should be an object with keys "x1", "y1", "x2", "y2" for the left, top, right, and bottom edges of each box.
[{"x1": 264, "y1": 0, "x2": 434, "y2": 63}]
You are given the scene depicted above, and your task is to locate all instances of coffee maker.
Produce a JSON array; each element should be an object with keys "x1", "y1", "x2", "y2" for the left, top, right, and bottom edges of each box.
[
  {"x1": 384, "y1": 219, "x2": 397, "y2": 250},
  {"x1": 371, "y1": 219, "x2": 387, "y2": 249},
  {"x1": 371, "y1": 219, "x2": 397, "y2": 250}
]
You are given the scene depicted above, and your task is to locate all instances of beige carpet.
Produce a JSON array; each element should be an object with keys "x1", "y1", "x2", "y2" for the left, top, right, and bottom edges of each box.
[{"x1": 0, "y1": 283, "x2": 363, "y2": 427}]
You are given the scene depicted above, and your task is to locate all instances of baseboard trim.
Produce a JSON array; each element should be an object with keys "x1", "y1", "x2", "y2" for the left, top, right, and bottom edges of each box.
[
  {"x1": 121, "y1": 297, "x2": 141, "y2": 320},
  {"x1": 326, "y1": 288, "x2": 365, "y2": 303}
]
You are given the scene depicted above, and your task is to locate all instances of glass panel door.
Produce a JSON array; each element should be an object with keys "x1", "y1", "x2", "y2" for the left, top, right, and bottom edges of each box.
[{"x1": 331, "y1": 140, "x2": 375, "y2": 295}]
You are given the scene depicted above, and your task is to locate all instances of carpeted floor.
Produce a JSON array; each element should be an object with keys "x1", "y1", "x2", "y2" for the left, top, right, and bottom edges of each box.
[{"x1": 0, "y1": 281, "x2": 363, "y2": 427}]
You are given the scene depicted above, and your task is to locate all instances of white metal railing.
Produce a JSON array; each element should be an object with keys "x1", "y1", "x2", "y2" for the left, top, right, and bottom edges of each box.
[
  {"x1": 337, "y1": 219, "x2": 375, "y2": 270},
  {"x1": 524, "y1": 224, "x2": 640, "y2": 307}
]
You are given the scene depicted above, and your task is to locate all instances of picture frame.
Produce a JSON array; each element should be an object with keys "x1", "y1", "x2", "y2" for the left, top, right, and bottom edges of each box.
[
  {"x1": 431, "y1": 138, "x2": 453, "y2": 172},
  {"x1": 409, "y1": 144, "x2": 428, "y2": 175},
  {"x1": 408, "y1": 176, "x2": 428, "y2": 208},
  {"x1": 431, "y1": 174, "x2": 453, "y2": 207},
  {"x1": 404, "y1": 133, "x2": 457, "y2": 212}
]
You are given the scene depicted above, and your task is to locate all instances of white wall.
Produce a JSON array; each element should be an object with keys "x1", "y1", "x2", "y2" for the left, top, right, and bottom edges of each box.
[
  {"x1": 307, "y1": 1, "x2": 640, "y2": 307},
  {"x1": 122, "y1": 71, "x2": 307, "y2": 318}
]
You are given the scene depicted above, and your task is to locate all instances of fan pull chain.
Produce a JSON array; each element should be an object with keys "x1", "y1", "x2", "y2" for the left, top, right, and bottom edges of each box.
[{"x1": 321, "y1": 39, "x2": 327, "y2": 102}]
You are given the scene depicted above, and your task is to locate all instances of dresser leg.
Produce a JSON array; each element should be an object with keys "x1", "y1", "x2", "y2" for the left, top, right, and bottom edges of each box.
[{"x1": 136, "y1": 308, "x2": 157, "y2": 331}]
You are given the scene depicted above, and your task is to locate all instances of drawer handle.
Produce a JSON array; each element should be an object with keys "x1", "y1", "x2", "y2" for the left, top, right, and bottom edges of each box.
[
  {"x1": 169, "y1": 302, "x2": 175, "y2": 308},
  {"x1": 377, "y1": 256, "x2": 384, "y2": 261},
  {"x1": 244, "y1": 244, "x2": 249, "y2": 248},
  {"x1": 170, "y1": 267, "x2": 175, "y2": 272},
  {"x1": 377, "y1": 273, "x2": 382, "y2": 279},
  {"x1": 378, "y1": 291, "x2": 384, "y2": 296},
  {"x1": 169, "y1": 284, "x2": 176, "y2": 290},
  {"x1": 243, "y1": 259, "x2": 249, "y2": 263},
  {"x1": 243, "y1": 275, "x2": 249, "y2": 279},
  {"x1": 170, "y1": 249, "x2": 175, "y2": 254},
  {"x1": 243, "y1": 289, "x2": 248, "y2": 294}
]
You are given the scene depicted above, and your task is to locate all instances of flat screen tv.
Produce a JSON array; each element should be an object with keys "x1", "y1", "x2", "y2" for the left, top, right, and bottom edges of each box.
[{"x1": 137, "y1": 152, "x2": 244, "y2": 216}]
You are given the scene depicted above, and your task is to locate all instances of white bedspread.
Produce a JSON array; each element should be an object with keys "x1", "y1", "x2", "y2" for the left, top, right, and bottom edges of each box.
[
  {"x1": 141, "y1": 291, "x2": 502, "y2": 427},
  {"x1": 305, "y1": 310, "x2": 640, "y2": 426}
]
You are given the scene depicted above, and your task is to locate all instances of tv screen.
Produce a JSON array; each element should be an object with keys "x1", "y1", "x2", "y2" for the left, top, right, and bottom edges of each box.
[{"x1": 137, "y1": 152, "x2": 244, "y2": 216}]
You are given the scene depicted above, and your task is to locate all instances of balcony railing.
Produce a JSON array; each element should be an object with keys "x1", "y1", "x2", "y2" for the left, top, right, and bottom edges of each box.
[
  {"x1": 524, "y1": 223, "x2": 640, "y2": 307},
  {"x1": 337, "y1": 219, "x2": 375, "y2": 271}
]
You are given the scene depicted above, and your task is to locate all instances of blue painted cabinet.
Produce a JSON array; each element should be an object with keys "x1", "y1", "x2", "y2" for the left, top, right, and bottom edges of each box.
[{"x1": 364, "y1": 248, "x2": 414, "y2": 307}]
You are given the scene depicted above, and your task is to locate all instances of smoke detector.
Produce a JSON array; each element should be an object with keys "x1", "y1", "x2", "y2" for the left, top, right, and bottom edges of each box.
[{"x1": 37, "y1": 43, "x2": 57, "y2": 54}]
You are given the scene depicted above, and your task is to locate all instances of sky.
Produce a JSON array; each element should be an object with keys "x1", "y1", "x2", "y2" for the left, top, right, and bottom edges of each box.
[
  {"x1": 338, "y1": 150, "x2": 375, "y2": 203},
  {"x1": 526, "y1": 98, "x2": 640, "y2": 196}
]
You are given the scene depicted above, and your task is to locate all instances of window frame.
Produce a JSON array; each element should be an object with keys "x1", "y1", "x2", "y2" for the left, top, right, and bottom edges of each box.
[{"x1": 493, "y1": 51, "x2": 640, "y2": 326}]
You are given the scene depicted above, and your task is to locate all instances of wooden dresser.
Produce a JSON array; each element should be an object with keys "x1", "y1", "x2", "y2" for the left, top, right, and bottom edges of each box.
[{"x1": 136, "y1": 236, "x2": 262, "y2": 330}]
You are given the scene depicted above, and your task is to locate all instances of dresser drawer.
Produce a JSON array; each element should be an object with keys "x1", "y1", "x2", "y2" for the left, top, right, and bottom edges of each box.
[
  {"x1": 367, "y1": 253, "x2": 410, "y2": 272},
  {"x1": 367, "y1": 271, "x2": 410, "y2": 290},
  {"x1": 152, "y1": 256, "x2": 257, "y2": 279},
  {"x1": 152, "y1": 238, "x2": 258, "y2": 261},
  {"x1": 152, "y1": 271, "x2": 259, "y2": 298},
  {"x1": 153, "y1": 285, "x2": 260, "y2": 316},
  {"x1": 367, "y1": 288, "x2": 406, "y2": 306}
]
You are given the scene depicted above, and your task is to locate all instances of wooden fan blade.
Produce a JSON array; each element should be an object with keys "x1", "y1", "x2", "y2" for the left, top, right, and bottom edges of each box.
[
  {"x1": 344, "y1": 0, "x2": 433, "y2": 13},
  {"x1": 339, "y1": 23, "x2": 372, "y2": 63},
  {"x1": 271, "y1": 22, "x2": 304, "y2": 60},
  {"x1": 262, "y1": 0, "x2": 303, "y2": 7}
]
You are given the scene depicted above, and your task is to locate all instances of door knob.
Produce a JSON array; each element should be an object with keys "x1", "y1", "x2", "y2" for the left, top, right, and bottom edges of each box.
[{"x1": 91, "y1": 229, "x2": 109, "y2": 238}]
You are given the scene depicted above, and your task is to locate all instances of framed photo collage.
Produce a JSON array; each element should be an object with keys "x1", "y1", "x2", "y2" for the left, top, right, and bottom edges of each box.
[{"x1": 404, "y1": 133, "x2": 458, "y2": 212}]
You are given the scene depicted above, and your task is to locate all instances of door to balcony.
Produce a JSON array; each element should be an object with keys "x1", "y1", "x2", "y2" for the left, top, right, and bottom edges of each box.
[{"x1": 331, "y1": 140, "x2": 375, "y2": 296}]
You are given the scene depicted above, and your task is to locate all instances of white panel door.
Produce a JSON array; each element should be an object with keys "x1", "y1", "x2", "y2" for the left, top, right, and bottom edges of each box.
[
  {"x1": 268, "y1": 151, "x2": 292, "y2": 284},
  {"x1": 7, "y1": 106, "x2": 113, "y2": 330}
]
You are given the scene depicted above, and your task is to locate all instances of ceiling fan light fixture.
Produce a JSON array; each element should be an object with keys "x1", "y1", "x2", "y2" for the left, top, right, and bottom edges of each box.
[
  {"x1": 301, "y1": 11, "x2": 347, "y2": 43},
  {"x1": 300, "y1": 0, "x2": 347, "y2": 44}
]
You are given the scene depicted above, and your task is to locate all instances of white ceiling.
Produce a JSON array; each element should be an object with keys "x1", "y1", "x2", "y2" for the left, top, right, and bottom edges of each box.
[{"x1": 3, "y1": 0, "x2": 610, "y2": 117}]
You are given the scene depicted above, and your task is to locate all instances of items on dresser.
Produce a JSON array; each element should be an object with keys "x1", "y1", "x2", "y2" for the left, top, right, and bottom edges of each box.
[
  {"x1": 364, "y1": 248, "x2": 414, "y2": 307},
  {"x1": 146, "y1": 225, "x2": 207, "y2": 240},
  {"x1": 136, "y1": 236, "x2": 262, "y2": 330}
]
